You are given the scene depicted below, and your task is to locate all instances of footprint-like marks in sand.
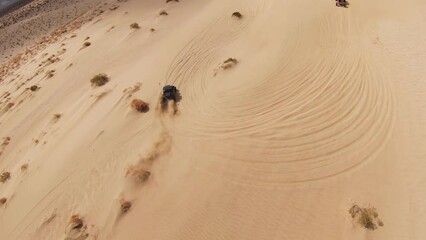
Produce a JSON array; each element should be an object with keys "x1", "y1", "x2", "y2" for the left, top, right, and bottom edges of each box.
[{"x1": 163, "y1": 3, "x2": 394, "y2": 184}]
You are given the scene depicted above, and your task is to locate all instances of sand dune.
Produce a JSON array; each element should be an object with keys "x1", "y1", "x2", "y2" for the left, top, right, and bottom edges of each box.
[
  {"x1": 1, "y1": 0, "x2": 426, "y2": 239},
  {"x1": 0, "y1": 0, "x2": 104, "y2": 62}
]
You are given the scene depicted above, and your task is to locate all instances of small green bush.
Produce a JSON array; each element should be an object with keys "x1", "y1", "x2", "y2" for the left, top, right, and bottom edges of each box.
[
  {"x1": 349, "y1": 204, "x2": 383, "y2": 230},
  {"x1": 30, "y1": 85, "x2": 39, "y2": 91},
  {"x1": 90, "y1": 74, "x2": 109, "y2": 87},
  {"x1": 130, "y1": 23, "x2": 140, "y2": 29}
]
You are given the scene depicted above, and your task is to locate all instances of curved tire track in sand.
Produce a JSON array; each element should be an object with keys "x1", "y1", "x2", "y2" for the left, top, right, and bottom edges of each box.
[{"x1": 164, "y1": 2, "x2": 395, "y2": 184}]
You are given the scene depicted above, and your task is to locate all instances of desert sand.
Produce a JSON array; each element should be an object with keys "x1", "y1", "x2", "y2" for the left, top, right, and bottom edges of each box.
[{"x1": 1, "y1": 0, "x2": 426, "y2": 239}]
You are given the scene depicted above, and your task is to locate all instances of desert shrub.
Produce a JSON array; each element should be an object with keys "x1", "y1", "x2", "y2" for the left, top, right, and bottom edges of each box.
[
  {"x1": 359, "y1": 210, "x2": 376, "y2": 229},
  {"x1": 120, "y1": 199, "x2": 132, "y2": 214},
  {"x1": 224, "y1": 58, "x2": 238, "y2": 64},
  {"x1": 2, "y1": 137, "x2": 10, "y2": 145},
  {"x1": 64, "y1": 214, "x2": 89, "y2": 239},
  {"x1": 126, "y1": 166, "x2": 151, "y2": 183},
  {"x1": 221, "y1": 58, "x2": 239, "y2": 70},
  {"x1": 90, "y1": 74, "x2": 109, "y2": 87},
  {"x1": 0, "y1": 172, "x2": 11, "y2": 183},
  {"x1": 83, "y1": 42, "x2": 91, "y2": 47},
  {"x1": 130, "y1": 23, "x2": 140, "y2": 29},
  {"x1": 166, "y1": 0, "x2": 179, "y2": 2},
  {"x1": 349, "y1": 204, "x2": 383, "y2": 230},
  {"x1": 53, "y1": 113, "x2": 62, "y2": 121},
  {"x1": 159, "y1": 10, "x2": 168, "y2": 16},
  {"x1": 131, "y1": 99, "x2": 149, "y2": 113},
  {"x1": 109, "y1": 5, "x2": 119, "y2": 11},
  {"x1": 0, "y1": 197, "x2": 6, "y2": 205},
  {"x1": 21, "y1": 164, "x2": 29, "y2": 172},
  {"x1": 232, "y1": 12, "x2": 243, "y2": 19},
  {"x1": 30, "y1": 85, "x2": 39, "y2": 91},
  {"x1": 48, "y1": 57, "x2": 58, "y2": 64},
  {"x1": 69, "y1": 215, "x2": 84, "y2": 230},
  {"x1": 46, "y1": 69, "x2": 55, "y2": 78},
  {"x1": 150, "y1": 28, "x2": 155, "y2": 32},
  {"x1": 6, "y1": 102, "x2": 14, "y2": 109},
  {"x1": 139, "y1": 170, "x2": 151, "y2": 182}
]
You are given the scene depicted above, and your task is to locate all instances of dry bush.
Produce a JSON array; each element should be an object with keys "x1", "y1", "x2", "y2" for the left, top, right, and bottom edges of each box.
[
  {"x1": 224, "y1": 57, "x2": 238, "y2": 65},
  {"x1": 46, "y1": 69, "x2": 55, "y2": 78},
  {"x1": 349, "y1": 204, "x2": 383, "y2": 230},
  {"x1": 159, "y1": 10, "x2": 168, "y2": 16},
  {"x1": 48, "y1": 57, "x2": 59, "y2": 64},
  {"x1": 90, "y1": 74, "x2": 109, "y2": 87},
  {"x1": 30, "y1": 85, "x2": 39, "y2": 91},
  {"x1": 6, "y1": 103, "x2": 15, "y2": 110},
  {"x1": 109, "y1": 5, "x2": 119, "y2": 11},
  {"x1": 0, "y1": 172, "x2": 11, "y2": 183},
  {"x1": 126, "y1": 166, "x2": 151, "y2": 183},
  {"x1": 130, "y1": 23, "x2": 140, "y2": 29},
  {"x1": 150, "y1": 28, "x2": 155, "y2": 32},
  {"x1": 214, "y1": 58, "x2": 239, "y2": 76},
  {"x1": 222, "y1": 58, "x2": 238, "y2": 69},
  {"x1": 0, "y1": 197, "x2": 6, "y2": 205},
  {"x1": 232, "y1": 12, "x2": 243, "y2": 19},
  {"x1": 5, "y1": 102, "x2": 15, "y2": 110},
  {"x1": 131, "y1": 99, "x2": 149, "y2": 113},
  {"x1": 2, "y1": 136, "x2": 11, "y2": 145},
  {"x1": 166, "y1": 0, "x2": 179, "y2": 3},
  {"x1": 83, "y1": 42, "x2": 91, "y2": 47},
  {"x1": 84, "y1": 37, "x2": 90, "y2": 41},
  {"x1": 53, "y1": 113, "x2": 62, "y2": 121},
  {"x1": 21, "y1": 164, "x2": 29, "y2": 172},
  {"x1": 65, "y1": 214, "x2": 88, "y2": 239},
  {"x1": 120, "y1": 199, "x2": 132, "y2": 214},
  {"x1": 69, "y1": 215, "x2": 84, "y2": 230}
]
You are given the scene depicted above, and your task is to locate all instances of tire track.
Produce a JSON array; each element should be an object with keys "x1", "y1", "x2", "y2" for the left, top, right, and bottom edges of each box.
[{"x1": 165, "y1": 1, "x2": 395, "y2": 185}]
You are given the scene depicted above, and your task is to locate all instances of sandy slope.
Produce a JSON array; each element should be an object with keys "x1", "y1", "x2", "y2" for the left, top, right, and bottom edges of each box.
[
  {"x1": 1, "y1": 0, "x2": 426, "y2": 239},
  {"x1": 0, "y1": 0, "x2": 104, "y2": 62}
]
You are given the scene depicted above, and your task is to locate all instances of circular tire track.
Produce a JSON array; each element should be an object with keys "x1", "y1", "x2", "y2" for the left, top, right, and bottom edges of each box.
[{"x1": 164, "y1": 1, "x2": 394, "y2": 185}]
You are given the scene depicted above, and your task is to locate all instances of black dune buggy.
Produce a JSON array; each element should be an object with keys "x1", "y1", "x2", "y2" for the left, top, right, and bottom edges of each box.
[
  {"x1": 162, "y1": 85, "x2": 178, "y2": 102},
  {"x1": 161, "y1": 85, "x2": 180, "y2": 111}
]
